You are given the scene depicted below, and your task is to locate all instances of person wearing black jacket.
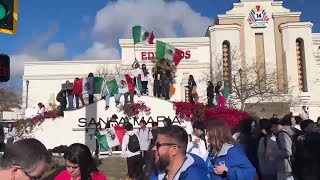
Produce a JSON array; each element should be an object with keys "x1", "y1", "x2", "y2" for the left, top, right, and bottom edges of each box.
[
  {"x1": 153, "y1": 66, "x2": 162, "y2": 98},
  {"x1": 215, "y1": 81, "x2": 222, "y2": 106},
  {"x1": 56, "y1": 90, "x2": 67, "y2": 117},
  {"x1": 207, "y1": 81, "x2": 214, "y2": 107},
  {"x1": 187, "y1": 75, "x2": 197, "y2": 104},
  {"x1": 161, "y1": 70, "x2": 173, "y2": 100},
  {"x1": 0, "y1": 125, "x2": 4, "y2": 151}
]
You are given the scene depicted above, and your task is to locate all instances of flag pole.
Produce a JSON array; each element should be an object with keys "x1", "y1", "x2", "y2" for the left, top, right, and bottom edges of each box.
[{"x1": 133, "y1": 43, "x2": 137, "y2": 60}]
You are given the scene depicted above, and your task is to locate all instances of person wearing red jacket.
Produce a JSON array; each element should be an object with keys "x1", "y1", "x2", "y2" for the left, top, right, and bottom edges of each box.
[{"x1": 55, "y1": 143, "x2": 107, "y2": 180}]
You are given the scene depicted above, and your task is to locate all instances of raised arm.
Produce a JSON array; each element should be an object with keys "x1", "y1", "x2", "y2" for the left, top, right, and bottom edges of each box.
[{"x1": 132, "y1": 58, "x2": 140, "y2": 69}]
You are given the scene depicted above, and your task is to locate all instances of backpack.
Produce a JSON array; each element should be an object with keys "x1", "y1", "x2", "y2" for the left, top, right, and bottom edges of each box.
[
  {"x1": 276, "y1": 130, "x2": 297, "y2": 170},
  {"x1": 56, "y1": 91, "x2": 63, "y2": 102},
  {"x1": 128, "y1": 134, "x2": 140, "y2": 153}
]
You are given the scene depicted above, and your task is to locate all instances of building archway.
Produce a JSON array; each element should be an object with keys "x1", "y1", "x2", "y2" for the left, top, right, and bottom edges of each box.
[
  {"x1": 296, "y1": 38, "x2": 308, "y2": 92},
  {"x1": 222, "y1": 41, "x2": 232, "y2": 91}
]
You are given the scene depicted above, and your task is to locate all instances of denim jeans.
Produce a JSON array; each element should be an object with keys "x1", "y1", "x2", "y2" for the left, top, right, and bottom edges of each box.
[
  {"x1": 105, "y1": 92, "x2": 121, "y2": 107},
  {"x1": 67, "y1": 95, "x2": 74, "y2": 110},
  {"x1": 75, "y1": 94, "x2": 85, "y2": 109}
]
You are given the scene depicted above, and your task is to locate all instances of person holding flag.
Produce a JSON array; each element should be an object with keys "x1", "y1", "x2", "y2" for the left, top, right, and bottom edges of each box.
[
  {"x1": 215, "y1": 81, "x2": 223, "y2": 106},
  {"x1": 131, "y1": 59, "x2": 143, "y2": 96},
  {"x1": 216, "y1": 81, "x2": 229, "y2": 107}
]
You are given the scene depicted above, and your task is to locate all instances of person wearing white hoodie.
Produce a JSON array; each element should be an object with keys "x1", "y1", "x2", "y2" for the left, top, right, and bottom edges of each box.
[
  {"x1": 186, "y1": 121, "x2": 207, "y2": 159},
  {"x1": 121, "y1": 123, "x2": 142, "y2": 179}
]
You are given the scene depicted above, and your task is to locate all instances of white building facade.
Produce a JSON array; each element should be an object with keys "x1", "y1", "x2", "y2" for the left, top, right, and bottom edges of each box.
[{"x1": 23, "y1": 0, "x2": 320, "y2": 119}]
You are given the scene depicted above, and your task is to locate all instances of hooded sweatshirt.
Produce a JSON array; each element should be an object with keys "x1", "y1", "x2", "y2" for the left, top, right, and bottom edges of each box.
[
  {"x1": 121, "y1": 130, "x2": 141, "y2": 158},
  {"x1": 205, "y1": 143, "x2": 256, "y2": 180},
  {"x1": 275, "y1": 125, "x2": 295, "y2": 174},
  {"x1": 150, "y1": 153, "x2": 209, "y2": 180},
  {"x1": 257, "y1": 135, "x2": 278, "y2": 176}
]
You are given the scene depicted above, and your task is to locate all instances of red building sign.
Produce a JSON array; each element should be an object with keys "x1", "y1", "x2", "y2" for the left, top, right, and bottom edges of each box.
[{"x1": 140, "y1": 50, "x2": 191, "y2": 60}]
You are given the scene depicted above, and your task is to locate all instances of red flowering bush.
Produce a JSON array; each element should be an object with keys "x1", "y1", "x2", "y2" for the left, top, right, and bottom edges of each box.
[
  {"x1": 15, "y1": 110, "x2": 60, "y2": 136},
  {"x1": 118, "y1": 101, "x2": 151, "y2": 118},
  {"x1": 173, "y1": 102, "x2": 249, "y2": 130}
]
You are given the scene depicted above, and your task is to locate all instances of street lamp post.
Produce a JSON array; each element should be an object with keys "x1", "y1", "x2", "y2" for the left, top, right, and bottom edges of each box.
[
  {"x1": 26, "y1": 80, "x2": 29, "y2": 108},
  {"x1": 238, "y1": 68, "x2": 243, "y2": 99}
]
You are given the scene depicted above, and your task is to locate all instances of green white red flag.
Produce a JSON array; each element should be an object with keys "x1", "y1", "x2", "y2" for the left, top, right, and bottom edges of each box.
[
  {"x1": 73, "y1": 77, "x2": 104, "y2": 95},
  {"x1": 156, "y1": 40, "x2": 184, "y2": 66},
  {"x1": 132, "y1": 25, "x2": 154, "y2": 45}
]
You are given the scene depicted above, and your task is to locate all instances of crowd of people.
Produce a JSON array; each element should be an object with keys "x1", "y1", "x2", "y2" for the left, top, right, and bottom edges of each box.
[
  {"x1": 1, "y1": 112, "x2": 320, "y2": 180},
  {"x1": 54, "y1": 60, "x2": 178, "y2": 116},
  {"x1": 93, "y1": 110, "x2": 320, "y2": 180}
]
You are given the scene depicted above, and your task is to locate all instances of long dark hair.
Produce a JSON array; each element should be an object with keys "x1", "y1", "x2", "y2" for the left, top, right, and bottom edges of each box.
[
  {"x1": 7, "y1": 123, "x2": 13, "y2": 132},
  {"x1": 64, "y1": 143, "x2": 98, "y2": 180},
  {"x1": 188, "y1": 75, "x2": 194, "y2": 81},
  {"x1": 142, "y1": 64, "x2": 148, "y2": 76},
  {"x1": 206, "y1": 119, "x2": 236, "y2": 153}
]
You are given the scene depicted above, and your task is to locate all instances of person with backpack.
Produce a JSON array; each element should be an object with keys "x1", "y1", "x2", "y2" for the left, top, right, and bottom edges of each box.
[
  {"x1": 187, "y1": 121, "x2": 207, "y2": 159},
  {"x1": 271, "y1": 114, "x2": 296, "y2": 180},
  {"x1": 258, "y1": 118, "x2": 278, "y2": 180},
  {"x1": 121, "y1": 123, "x2": 142, "y2": 179}
]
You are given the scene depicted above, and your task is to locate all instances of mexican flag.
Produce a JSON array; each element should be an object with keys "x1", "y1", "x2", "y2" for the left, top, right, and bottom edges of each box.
[
  {"x1": 223, "y1": 80, "x2": 229, "y2": 100},
  {"x1": 95, "y1": 132, "x2": 109, "y2": 151},
  {"x1": 94, "y1": 77, "x2": 105, "y2": 94},
  {"x1": 218, "y1": 81, "x2": 229, "y2": 107},
  {"x1": 134, "y1": 76, "x2": 143, "y2": 95},
  {"x1": 95, "y1": 128, "x2": 120, "y2": 151},
  {"x1": 156, "y1": 40, "x2": 184, "y2": 66},
  {"x1": 73, "y1": 77, "x2": 104, "y2": 95},
  {"x1": 115, "y1": 74, "x2": 135, "y2": 94},
  {"x1": 114, "y1": 125, "x2": 126, "y2": 144},
  {"x1": 106, "y1": 79, "x2": 119, "y2": 97},
  {"x1": 132, "y1": 25, "x2": 154, "y2": 45}
]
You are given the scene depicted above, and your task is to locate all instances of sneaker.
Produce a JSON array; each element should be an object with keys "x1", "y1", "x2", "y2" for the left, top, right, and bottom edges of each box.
[
  {"x1": 115, "y1": 102, "x2": 120, "y2": 107},
  {"x1": 105, "y1": 106, "x2": 109, "y2": 110}
]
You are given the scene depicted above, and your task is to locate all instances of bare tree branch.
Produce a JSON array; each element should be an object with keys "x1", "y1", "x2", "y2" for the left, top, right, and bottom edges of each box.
[
  {"x1": 95, "y1": 64, "x2": 126, "y2": 81},
  {"x1": 203, "y1": 48, "x2": 289, "y2": 110},
  {"x1": 0, "y1": 87, "x2": 21, "y2": 112}
]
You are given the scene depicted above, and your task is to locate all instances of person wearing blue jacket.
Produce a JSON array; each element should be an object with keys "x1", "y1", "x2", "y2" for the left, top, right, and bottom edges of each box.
[
  {"x1": 205, "y1": 119, "x2": 256, "y2": 180},
  {"x1": 150, "y1": 125, "x2": 209, "y2": 180}
]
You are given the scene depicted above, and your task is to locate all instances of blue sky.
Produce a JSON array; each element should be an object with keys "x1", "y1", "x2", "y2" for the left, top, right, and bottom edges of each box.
[{"x1": 0, "y1": 0, "x2": 319, "y2": 88}]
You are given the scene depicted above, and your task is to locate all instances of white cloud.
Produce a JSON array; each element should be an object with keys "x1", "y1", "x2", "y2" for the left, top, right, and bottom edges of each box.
[
  {"x1": 75, "y1": 0, "x2": 212, "y2": 60},
  {"x1": 73, "y1": 42, "x2": 120, "y2": 60},
  {"x1": 10, "y1": 42, "x2": 66, "y2": 77},
  {"x1": 93, "y1": 0, "x2": 212, "y2": 39},
  {"x1": 47, "y1": 42, "x2": 66, "y2": 59},
  {"x1": 10, "y1": 54, "x2": 41, "y2": 77}
]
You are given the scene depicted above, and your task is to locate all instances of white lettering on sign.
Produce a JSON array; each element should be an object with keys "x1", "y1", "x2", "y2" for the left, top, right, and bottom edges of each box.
[{"x1": 140, "y1": 51, "x2": 191, "y2": 60}]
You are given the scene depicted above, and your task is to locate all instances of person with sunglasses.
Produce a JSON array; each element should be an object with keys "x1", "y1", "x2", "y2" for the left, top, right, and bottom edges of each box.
[
  {"x1": 150, "y1": 125, "x2": 208, "y2": 180},
  {"x1": 0, "y1": 138, "x2": 52, "y2": 180},
  {"x1": 205, "y1": 119, "x2": 256, "y2": 180}
]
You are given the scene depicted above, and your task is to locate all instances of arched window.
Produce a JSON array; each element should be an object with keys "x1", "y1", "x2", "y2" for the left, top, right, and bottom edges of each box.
[
  {"x1": 222, "y1": 41, "x2": 232, "y2": 91},
  {"x1": 296, "y1": 38, "x2": 308, "y2": 92}
]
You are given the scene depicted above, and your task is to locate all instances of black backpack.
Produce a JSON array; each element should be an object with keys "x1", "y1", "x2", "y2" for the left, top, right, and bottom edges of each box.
[{"x1": 128, "y1": 134, "x2": 140, "y2": 153}]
